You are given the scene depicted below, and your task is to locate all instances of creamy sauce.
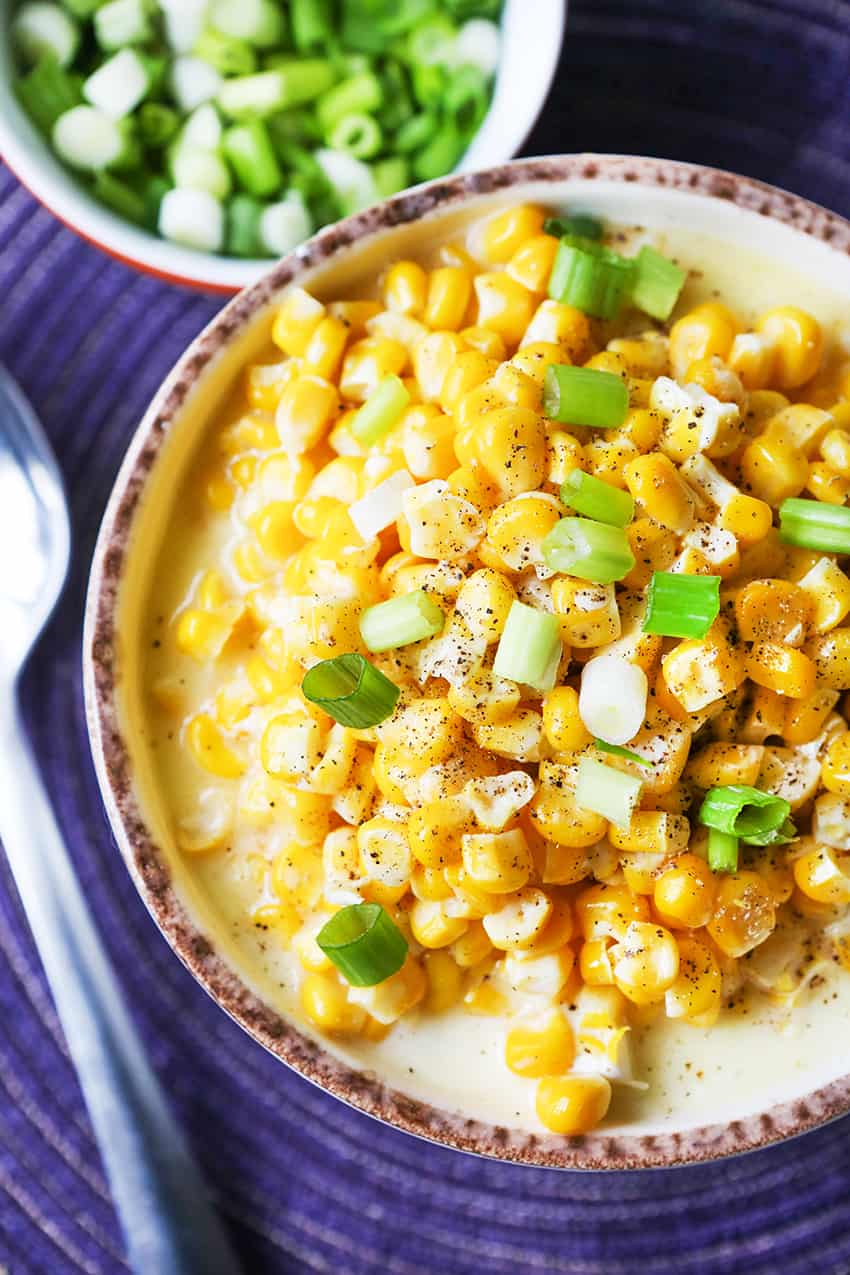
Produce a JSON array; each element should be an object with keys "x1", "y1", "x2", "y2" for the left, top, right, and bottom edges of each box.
[{"x1": 128, "y1": 208, "x2": 850, "y2": 1136}]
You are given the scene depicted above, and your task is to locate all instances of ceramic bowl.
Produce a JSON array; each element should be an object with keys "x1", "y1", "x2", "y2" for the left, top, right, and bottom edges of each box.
[
  {"x1": 0, "y1": 0, "x2": 564, "y2": 293},
  {"x1": 85, "y1": 154, "x2": 850, "y2": 1168}
]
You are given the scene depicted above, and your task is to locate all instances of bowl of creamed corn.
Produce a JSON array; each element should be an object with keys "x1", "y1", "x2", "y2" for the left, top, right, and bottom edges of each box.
[{"x1": 85, "y1": 155, "x2": 850, "y2": 1169}]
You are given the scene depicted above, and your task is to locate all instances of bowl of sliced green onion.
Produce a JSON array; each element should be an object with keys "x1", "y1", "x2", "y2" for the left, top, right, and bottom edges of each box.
[{"x1": 0, "y1": 0, "x2": 565, "y2": 291}]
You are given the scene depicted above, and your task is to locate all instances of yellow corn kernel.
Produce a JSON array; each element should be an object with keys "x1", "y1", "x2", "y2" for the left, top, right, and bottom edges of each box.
[
  {"x1": 301, "y1": 972, "x2": 366, "y2": 1034},
  {"x1": 574, "y1": 883, "x2": 650, "y2": 942},
  {"x1": 551, "y1": 578, "x2": 620, "y2": 648},
  {"x1": 272, "y1": 287, "x2": 325, "y2": 357},
  {"x1": 423, "y1": 950, "x2": 463, "y2": 1011},
  {"x1": 745, "y1": 642, "x2": 817, "y2": 700},
  {"x1": 793, "y1": 842, "x2": 850, "y2": 904},
  {"x1": 461, "y1": 829, "x2": 533, "y2": 894},
  {"x1": 805, "y1": 628, "x2": 850, "y2": 688},
  {"x1": 327, "y1": 299, "x2": 381, "y2": 335},
  {"x1": 218, "y1": 411, "x2": 278, "y2": 456},
  {"x1": 459, "y1": 325, "x2": 506, "y2": 359},
  {"x1": 185, "y1": 713, "x2": 245, "y2": 779},
  {"x1": 448, "y1": 669, "x2": 521, "y2": 728},
  {"x1": 622, "y1": 517, "x2": 676, "y2": 589},
  {"x1": 488, "y1": 361, "x2": 542, "y2": 410},
  {"x1": 331, "y1": 746, "x2": 376, "y2": 826},
  {"x1": 424, "y1": 266, "x2": 472, "y2": 331},
  {"x1": 796, "y1": 558, "x2": 850, "y2": 636},
  {"x1": 381, "y1": 698, "x2": 464, "y2": 774},
  {"x1": 610, "y1": 920, "x2": 680, "y2": 1006},
  {"x1": 783, "y1": 688, "x2": 839, "y2": 745},
  {"x1": 473, "y1": 406, "x2": 548, "y2": 498},
  {"x1": 718, "y1": 493, "x2": 773, "y2": 544},
  {"x1": 175, "y1": 604, "x2": 237, "y2": 662},
  {"x1": 616, "y1": 407, "x2": 663, "y2": 454},
  {"x1": 411, "y1": 863, "x2": 454, "y2": 903},
  {"x1": 584, "y1": 350, "x2": 628, "y2": 377},
  {"x1": 203, "y1": 466, "x2": 235, "y2": 511},
  {"x1": 249, "y1": 500, "x2": 295, "y2": 560},
  {"x1": 474, "y1": 271, "x2": 535, "y2": 347},
  {"x1": 624, "y1": 453, "x2": 695, "y2": 532},
  {"x1": 412, "y1": 331, "x2": 466, "y2": 401},
  {"x1": 820, "y1": 427, "x2": 850, "y2": 476},
  {"x1": 808, "y1": 460, "x2": 850, "y2": 505},
  {"x1": 357, "y1": 816, "x2": 411, "y2": 888},
  {"x1": 608, "y1": 811, "x2": 690, "y2": 857},
  {"x1": 175, "y1": 785, "x2": 233, "y2": 853},
  {"x1": 340, "y1": 336, "x2": 408, "y2": 402},
  {"x1": 728, "y1": 331, "x2": 776, "y2": 390},
  {"x1": 302, "y1": 315, "x2": 349, "y2": 381},
  {"x1": 274, "y1": 375, "x2": 337, "y2": 453},
  {"x1": 521, "y1": 299, "x2": 592, "y2": 362},
  {"x1": 407, "y1": 797, "x2": 469, "y2": 869},
  {"x1": 821, "y1": 730, "x2": 850, "y2": 796},
  {"x1": 482, "y1": 887, "x2": 554, "y2": 951},
  {"x1": 506, "y1": 233, "x2": 559, "y2": 292},
  {"x1": 766, "y1": 404, "x2": 833, "y2": 459},
  {"x1": 245, "y1": 358, "x2": 298, "y2": 412},
  {"x1": 531, "y1": 765, "x2": 607, "y2": 849},
  {"x1": 740, "y1": 433, "x2": 808, "y2": 506},
  {"x1": 409, "y1": 899, "x2": 469, "y2": 949},
  {"x1": 685, "y1": 743, "x2": 764, "y2": 788},
  {"x1": 606, "y1": 331, "x2": 669, "y2": 378},
  {"x1": 547, "y1": 430, "x2": 586, "y2": 485},
  {"x1": 505, "y1": 1006, "x2": 574, "y2": 1079},
  {"x1": 664, "y1": 936, "x2": 722, "y2": 1020},
  {"x1": 454, "y1": 567, "x2": 517, "y2": 643},
  {"x1": 707, "y1": 871, "x2": 776, "y2": 957},
  {"x1": 734, "y1": 579, "x2": 811, "y2": 647},
  {"x1": 584, "y1": 435, "x2": 638, "y2": 491},
  {"x1": 439, "y1": 350, "x2": 499, "y2": 413},
  {"x1": 669, "y1": 302, "x2": 740, "y2": 380},
  {"x1": 473, "y1": 711, "x2": 541, "y2": 768},
  {"x1": 579, "y1": 938, "x2": 615, "y2": 986},
  {"x1": 536, "y1": 1072, "x2": 612, "y2": 1138},
  {"x1": 349, "y1": 955, "x2": 426, "y2": 1024},
  {"x1": 683, "y1": 355, "x2": 746, "y2": 408},
  {"x1": 756, "y1": 306, "x2": 823, "y2": 388},
  {"x1": 542, "y1": 686, "x2": 592, "y2": 753},
  {"x1": 662, "y1": 632, "x2": 745, "y2": 713},
  {"x1": 653, "y1": 854, "x2": 717, "y2": 929},
  {"x1": 485, "y1": 493, "x2": 561, "y2": 573},
  {"x1": 383, "y1": 260, "x2": 428, "y2": 315},
  {"x1": 445, "y1": 920, "x2": 490, "y2": 967},
  {"x1": 482, "y1": 203, "x2": 546, "y2": 263}
]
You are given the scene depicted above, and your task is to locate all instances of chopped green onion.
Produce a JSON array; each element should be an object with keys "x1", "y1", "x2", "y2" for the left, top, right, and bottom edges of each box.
[
  {"x1": 12, "y1": 2, "x2": 80, "y2": 68},
  {"x1": 707, "y1": 828, "x2": 739, "y2": 874},
  {"x1": 543, "y1": 365, "x2": 629, "y2": 429},
  {"x1": 317, "y1": 72, "x2": 383, "y2": 134},
  {"x1": 372, "y1": 156, "x2": 410, "y2": 198},
  {"x1": 492, "y1": 601, "x2": 562, "y2": 691},
  {"x1": 629, "y1": 246, "x2": 686, "y2": 321},
  {"x1": 360, "y1": 590, "x2": 445, "y2": 652},
  {"x1": 548, "y1": 235, "x2": 635, "y2": 319},
  {"x1": 318, "y1": 903, "x2": 408, "y2": 987},
  {"x1": 351, "y1": 375, "x2": 410, "y2": 445},
  {"x1": 93, "y1": 171, "x2": 146, "y2": 223},
  {"x1": 302, "y1": 653, "x2": 400, "y2": 728},
  {"x1": 575, "y1": 756, "x2": 642, "y2": 828},
  {"x1": 779, "y1": 498, "x2": 850, "y2": 554},
  {"x1": 330, "y1": 112, "x2": 383, "y2": 159},
  {"x1": 226, "y1": 193, "x2": 264, "y2": 257},
  {"x1": 445, "y1": 65, "x2": 490, "y2": 138},
  {"x1": 394, "y1": 111, "x2": 438, "y2": 154},
  {"x1": 209, "y1": 0, "x2": 285, "y2": 48},
  {"x1": 594, "y1": 740, "x2": 654, "y2": 769},
  {"x1": 290, "y1": 0, "x2": 333, "y2": 51},
  {"x1": 194, "y1": 28, "x2": 257, "y2": 77},
  {"x1": 642, "y1": 571, "x2": 720, "y2": 639},
  {"x1": 542, "y1": 517, "x2": 635, "y2": 584},
  {"x1": 138, "y1": 102, "x2": 179, "y2": 148},
  {"x1": 15, "y1": 56, "x2": 82, "y2": 134},
  {"x1": 412, "y1": 124, "x2": 463, "y2": 182},
  {"x1": 222, "y1": 120, "x2": 282, "y2": 197},
  {"x1": 699, "y1": 785, "x2": 792, "y2": 846},
  {"x1": 410, "y1": 62, "x2": 445, "y2": 109},
  {"x1": 543, "y1": 214, "x2": 603, "y2": 241},
  {"x1": 561, "y1": 469, "x2": 635, "y2": 527},
  {"x1": 218, "y1": 63, "x2": 336, "y2": 119}
]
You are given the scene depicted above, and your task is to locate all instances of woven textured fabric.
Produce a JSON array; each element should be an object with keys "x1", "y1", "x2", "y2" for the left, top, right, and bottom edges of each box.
[{"x1": 3, "y1": 2, "x2": 850, "y2": 1272}]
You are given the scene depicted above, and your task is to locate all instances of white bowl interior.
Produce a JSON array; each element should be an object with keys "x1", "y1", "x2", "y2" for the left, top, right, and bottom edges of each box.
[
  {"x1": 0, "y1": 0, "x2": 564, "y2": 290},
  {"x1": 111, "y1": 171, "x2": 850, "y2": 1144}
]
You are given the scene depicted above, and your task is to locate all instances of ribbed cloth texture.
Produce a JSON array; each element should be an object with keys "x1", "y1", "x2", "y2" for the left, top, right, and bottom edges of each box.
[{"x1": 2, "y1": 2, "x2": 850, "y2": 1270}]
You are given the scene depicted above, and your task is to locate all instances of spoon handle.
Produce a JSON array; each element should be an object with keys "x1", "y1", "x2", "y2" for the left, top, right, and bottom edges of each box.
[{"x1": 0, "y1": 690, "x2": 243, "y2": 1275}]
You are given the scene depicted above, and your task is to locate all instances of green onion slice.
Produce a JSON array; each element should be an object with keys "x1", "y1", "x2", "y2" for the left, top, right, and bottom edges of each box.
[
  {"x1": 542, "y1": 517, "x2": 635, "y2": 584},
  {"x1": 642, "y1": 571, "x2": 720, "y2": 639},
  {"x1": 302, "y1": 653, "x2": 400, "y2": 728},
  {"x1": 575, "y1": 755, "x2": 643, "y2": 828},
  {"x1": 629, "y1": 245, "x2": 686, "y2": 321},
  {"x1": 543, "y1": 213, "x2": 603, "y2": 241},
  {"x1": 492, "y1": 601, "x2": 562, "y2": 691},
  {"x1": 594, "y1": 739, "x2": 654, "y2": 769},
  {"x1": 351, "y1": 374, "x2": 410, "y2": 446},
  {"x1": 699, "y1": 785, "x2": 793, "y2": 846},
  {"x1": 317, "y1": 903, "x2": 408, "y2": 987},
  {"x1": 548, "y1": 235, "x2": 635, "y2": 319},
  {"x1": 543, "y1": 365, "x2": 629, "y2": 430},
  {"x1": 707, "y1": 828, "x2": 739, "y2": 874},
  {"x1": 360, "y1": 590, "x2": 445, "y2": 653},
  {"x1": 561, "y1": 468, "x2": 635, "y2": 527},
  {"x1": 779, "y1": 498, "x2": 850, "y2": 554}
]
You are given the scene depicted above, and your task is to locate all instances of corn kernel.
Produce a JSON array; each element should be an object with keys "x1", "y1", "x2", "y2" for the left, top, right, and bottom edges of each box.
[
  {"x1": 756, "y1": 306, "x2": 823, "y2": 388},
  {"x1": 461, "y1": 828, "x2": 533, "y2": 894},
  {"x1": 535, "y1": 1074, "x2": 611, "y2": 1135},
  {"x1": 707, "y1": 871, "x2": 776, "y2": 957},
  {"x1": 653, "y1": 854, "x2": 716, "y2": 929}
]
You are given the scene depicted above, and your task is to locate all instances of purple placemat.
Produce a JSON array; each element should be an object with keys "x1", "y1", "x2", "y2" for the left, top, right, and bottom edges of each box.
[{"x1": 3, "y1": 2, "x2": 850, "y2": 1272}]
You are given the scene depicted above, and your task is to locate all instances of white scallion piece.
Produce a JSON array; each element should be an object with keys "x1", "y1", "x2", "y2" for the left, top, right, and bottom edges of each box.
[
  {"x1": 454, "y1": 19, "x2": 501, "y2": 76},
  {"x1": 180, "y1": 103, "x2": 223, "y2": 150},
  {"x1": 259, "y1": 192, "x2": 313, "y2": 256},
  {"x1": 315, "y1": 148, "x2": 378, "y2": 216},
  {"x1": 171, "y1": 147, "x2": 232, "y2": 200},
  {"x1": 159, "y1": 0, "x2": 209, "y2": 53},
  {"x1": 12, "y1": 2, "x2": 79, "y2": 67},
  {"x1": 94, "y1": 0, "x2": 150, "y2": 50},
  {"x1": 170, "y1": 55, "x2": 223, "y2": 113},
  {"x1": 579, "y1": 653, "x2": 648, "y2": 746},
  {"x1": 159, "y1": 188, "x2": 224, "y2": 252},
  {"x1": 349, "y1": 469, "x2": 415, "y2": 542},
  {"x1": 83, "y1": 48, "x2": 150, "y2": 120},
  {"x1": 52, "y1": 106, "x2": 124, "y2": 171}
]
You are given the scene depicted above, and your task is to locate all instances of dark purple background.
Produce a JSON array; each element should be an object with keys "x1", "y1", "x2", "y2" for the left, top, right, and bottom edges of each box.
[{"x1": 3, "y1": 1, "x2": 850, "y2": 1271}]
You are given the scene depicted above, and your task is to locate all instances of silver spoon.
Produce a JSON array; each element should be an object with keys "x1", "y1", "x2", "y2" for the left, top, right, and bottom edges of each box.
[{"x1": 0, "y1": 367, "x2": 243, "y2": 1275}]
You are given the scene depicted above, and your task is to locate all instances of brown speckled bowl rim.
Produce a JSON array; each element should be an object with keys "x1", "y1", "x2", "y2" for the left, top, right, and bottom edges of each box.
[{"x1": 83, "y1": 154, "x2": 850, "y2": 1170}]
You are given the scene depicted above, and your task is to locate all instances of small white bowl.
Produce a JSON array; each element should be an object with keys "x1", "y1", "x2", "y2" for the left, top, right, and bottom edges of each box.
[{"x1": 0, "y1": 0, "x2": 565, "y2": 293}]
